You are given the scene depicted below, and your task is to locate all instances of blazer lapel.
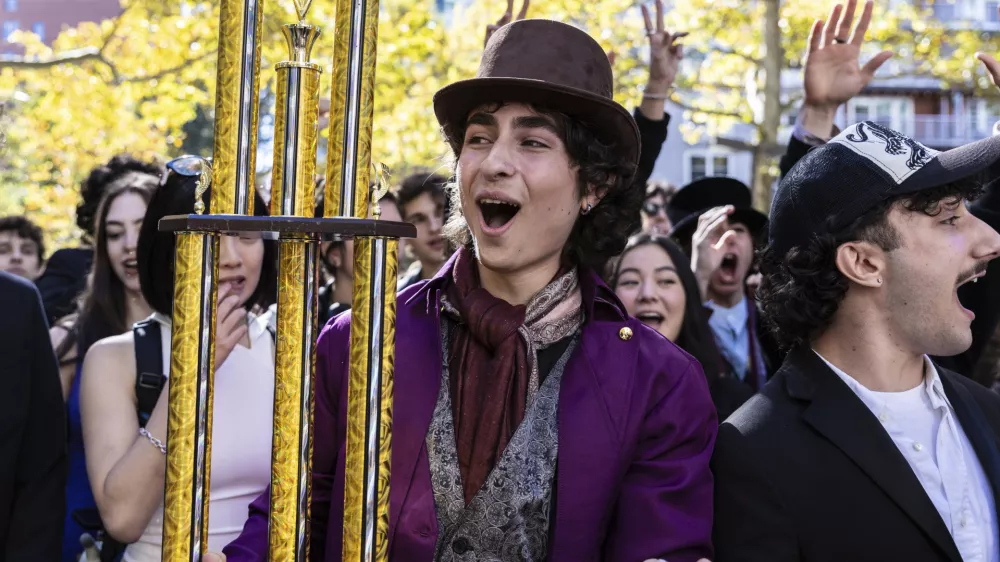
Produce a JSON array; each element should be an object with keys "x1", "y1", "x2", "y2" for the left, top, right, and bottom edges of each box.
[
  {"x1": 939, "y1": 371, "x2": 1000, "y2": 537},
  {"x1": 387, "y1": 290, "x2": 444, "y2": 552},
  {"x1": 790, "y1": 350, "x2": 963, "y2": 562}
]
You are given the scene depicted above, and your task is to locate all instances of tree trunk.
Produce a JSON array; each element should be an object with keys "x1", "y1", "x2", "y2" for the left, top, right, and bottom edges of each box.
[{"x1": 753, "y1": 0, "x2": 784, "y2": 213}]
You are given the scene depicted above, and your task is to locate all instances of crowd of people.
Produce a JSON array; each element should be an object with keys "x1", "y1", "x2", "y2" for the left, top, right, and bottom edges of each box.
[{"x1": 6, "y1": 0, "x2": 1000, "y2": 560}]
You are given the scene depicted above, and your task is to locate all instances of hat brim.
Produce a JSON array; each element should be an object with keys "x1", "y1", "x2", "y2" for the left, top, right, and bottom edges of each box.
[
  {"x1": 433, "y1": 77, "x2": 641, "y2": 168},
  {"x1": 903, "y1": 134, "x2": 1000, "y2": 194},
  {"x1": 668, "y1": 208, "x2": 769, "y2": 245}
]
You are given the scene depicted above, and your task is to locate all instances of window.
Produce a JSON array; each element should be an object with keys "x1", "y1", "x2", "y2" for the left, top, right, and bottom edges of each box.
[
  {"x1": 713, "y1": 156, "x2": 729, "y2": 177},
  {"x1": 929, "y1": 0, "x2": 957, "y2": 20},
  {"x1": 690, "y1": 156, "x2": 707, "y2": 181},
  {"x1": 988, "y1": 1, "x2": 1000, "y2": 21},
  {"x1": 2, "y1": 20, "x2": 17, "y2": 41},
  {"x1": 2, "y1": 0, "x2": 14, "y2": 12},
  {"x1": 31, "y1": 21, "x2": 42, "y2": 40}
]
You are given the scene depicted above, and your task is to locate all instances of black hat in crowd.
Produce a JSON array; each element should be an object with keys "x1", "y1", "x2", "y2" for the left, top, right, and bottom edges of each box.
[
  {"x1": 666, "y1": 176, "x2": 769, "y2": 244},
  {"x1": 769, "y1": 120, "x2": 1000, "y2": 256}
]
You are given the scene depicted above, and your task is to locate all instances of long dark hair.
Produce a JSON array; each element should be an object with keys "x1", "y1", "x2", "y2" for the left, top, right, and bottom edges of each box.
[
  {"x1": 610, "y1": 233, "x2": 727, "y2": 379},
  {"x1": 137, "y1": 171, "x2": 277, "y2": 316},
  {"x1": 56, "y1": 171, "x2": 160, "y2": 362}
]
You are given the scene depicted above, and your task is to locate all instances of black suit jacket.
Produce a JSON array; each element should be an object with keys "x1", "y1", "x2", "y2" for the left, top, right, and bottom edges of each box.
[
  {"x1": 0, "y1": 272, "x2": 67, "y2": 561},
  {"x1": 713, "y1": 347, "x2": 1000, "y2": 562}
]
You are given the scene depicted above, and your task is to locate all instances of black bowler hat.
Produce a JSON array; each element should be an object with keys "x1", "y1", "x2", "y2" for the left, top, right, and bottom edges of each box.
[{"x1": 666, "y1": 176, "x2": 769, "y2": 245}]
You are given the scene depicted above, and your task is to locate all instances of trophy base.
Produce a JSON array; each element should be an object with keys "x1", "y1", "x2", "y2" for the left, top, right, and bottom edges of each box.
[{"x1": 158, "y1": 214, "x2": 416, "y2": 240}]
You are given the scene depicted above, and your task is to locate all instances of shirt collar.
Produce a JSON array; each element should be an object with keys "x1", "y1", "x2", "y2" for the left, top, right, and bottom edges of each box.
[
  {"x1": 706, "y1": 295, "x2": 748, "y2": 328},
  {"x1": 813, "y1": 350, "x2": 950, "y2": 411}
]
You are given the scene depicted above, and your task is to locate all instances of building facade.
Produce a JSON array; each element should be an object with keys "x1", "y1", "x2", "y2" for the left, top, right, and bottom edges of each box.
[{"x1": 2, "y1": 0, "x2": 121, "y2": 54}]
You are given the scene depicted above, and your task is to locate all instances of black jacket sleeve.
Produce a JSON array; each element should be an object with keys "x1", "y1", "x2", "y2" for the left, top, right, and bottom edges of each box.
[
  {"x1": 712, "y1": 423, "x2": 800, "y2": 561},
  {"x1": 633, "y1": 109, "x2": 670, "y2": 188},
  {"x1": 779, "y1": 135, "x2": 814, "y2": 180},
  {"x1": 5, "y1": 278, "x2": 68, "y2": 562}
]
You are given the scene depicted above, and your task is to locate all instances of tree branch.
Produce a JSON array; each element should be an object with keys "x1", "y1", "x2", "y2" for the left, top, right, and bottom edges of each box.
[
  {"x1": 711, "y1": 45, "x2": 762, "y2": 65},
  {"x1": 0, "y1": 48, "x2": 105, "y2": 69},
  {"x1": 122, "y1": 50, "x2": 216, "y2": 83},
  {"x1": 670, "y1": 95, "x2": 747, "y2": 120}
]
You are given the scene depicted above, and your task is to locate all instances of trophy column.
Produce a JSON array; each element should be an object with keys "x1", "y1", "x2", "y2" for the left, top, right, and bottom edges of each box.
[{"x1": 267, "y1": 19, "x2": 323, "y2": 562}]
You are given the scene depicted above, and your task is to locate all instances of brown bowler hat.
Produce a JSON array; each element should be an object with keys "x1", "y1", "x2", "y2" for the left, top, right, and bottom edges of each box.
[{"x1": 433, "y1": 19, "x2": 640, "y2": 168}]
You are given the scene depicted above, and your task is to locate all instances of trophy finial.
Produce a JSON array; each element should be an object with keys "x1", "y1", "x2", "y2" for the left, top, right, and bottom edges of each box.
[
  {"x1": 371, "y1": 162, "x2": 391, "y2": 219},
  {"x1": 193, "y1": 160, "x2": 213, "y2": 215},
  {"x1": 280, "y1": 22, "x2": 322, "y2": 65},
  {"x1": 292, "y1": 0, "x2": 314, "y2": 22}
]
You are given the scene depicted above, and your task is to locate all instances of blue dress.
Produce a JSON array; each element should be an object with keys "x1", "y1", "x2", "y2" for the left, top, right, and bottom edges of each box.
[{"x1": 62, "y1": 359, "x2": 96, "y2": 562}]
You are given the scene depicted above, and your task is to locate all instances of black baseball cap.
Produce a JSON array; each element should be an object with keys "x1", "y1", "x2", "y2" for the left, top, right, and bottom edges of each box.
[{"x1": 769, "y1": 121, "x2": 1000, "y2": 256}]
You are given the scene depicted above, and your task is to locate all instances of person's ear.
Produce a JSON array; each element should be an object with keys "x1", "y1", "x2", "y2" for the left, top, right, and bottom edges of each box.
[{"x1": 835, "y1": 240, "x2": 886, "y2": 288}]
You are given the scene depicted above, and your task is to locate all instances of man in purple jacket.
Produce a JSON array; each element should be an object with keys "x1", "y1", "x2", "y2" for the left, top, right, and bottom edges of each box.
[{"x1": 218, "y1": 18, "x2": 716, "y2": 562}]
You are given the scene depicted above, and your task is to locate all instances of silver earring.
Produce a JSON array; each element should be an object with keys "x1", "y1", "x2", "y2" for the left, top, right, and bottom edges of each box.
[
  {"x1": 581, "y1": 203, "x2": 593, "y2": 215},
  {"x1": 877, "y1": 278, "x2": 882, "y2": 284}
]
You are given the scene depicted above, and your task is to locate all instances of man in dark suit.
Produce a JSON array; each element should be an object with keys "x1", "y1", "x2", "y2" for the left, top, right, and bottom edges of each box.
[
  {"x1": 713, "y1": 118, "x2": 1000, "y2": 561},
  {"x1": 0, "y1": 271, "x2": 67, "y2": 560}
]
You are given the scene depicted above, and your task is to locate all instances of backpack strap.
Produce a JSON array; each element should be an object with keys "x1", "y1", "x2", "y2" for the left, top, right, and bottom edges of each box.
[{"x1": 133, "y1": 319, "x2": 165, "y2": 428}]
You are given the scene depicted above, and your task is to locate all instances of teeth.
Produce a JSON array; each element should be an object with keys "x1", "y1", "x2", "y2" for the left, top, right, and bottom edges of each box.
[{"x1": 480, "y1": 198, "x2": 519, "y2": 207}]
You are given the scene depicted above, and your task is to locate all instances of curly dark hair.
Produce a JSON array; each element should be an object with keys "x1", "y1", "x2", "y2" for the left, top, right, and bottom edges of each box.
[
  {"x1": 78, "y1": 154, "x2": 161, "y2": 242},
  {"x1": 757, "y1": 178, "x2": 984, "y2": 351},
  {"x1": 441, "y1": 103, "x2": 639, "y2": 269},
  {"x1": 0, "y1": 215, "x2": 45, "y2": 261}
]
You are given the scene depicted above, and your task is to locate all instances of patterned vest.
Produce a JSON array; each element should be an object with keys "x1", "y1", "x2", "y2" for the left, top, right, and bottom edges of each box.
[{"x1": 426, "y1": 320, "x2": 577, "y2": 562}]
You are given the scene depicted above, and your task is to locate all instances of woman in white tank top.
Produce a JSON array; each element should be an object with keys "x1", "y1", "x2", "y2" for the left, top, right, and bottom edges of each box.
[{"x1": 79, "y1": 159, "x2": 278, "y2": 561}]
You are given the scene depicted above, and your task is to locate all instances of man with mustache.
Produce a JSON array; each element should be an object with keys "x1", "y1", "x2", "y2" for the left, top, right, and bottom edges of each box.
[{"x1": 713, "y1": 121, "x2": 1000, "y2": 562}]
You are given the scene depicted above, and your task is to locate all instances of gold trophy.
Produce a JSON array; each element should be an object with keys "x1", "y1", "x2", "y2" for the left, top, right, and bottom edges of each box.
[{"x1": 158, "y1": 0, "x2": 411, "y2": 556}]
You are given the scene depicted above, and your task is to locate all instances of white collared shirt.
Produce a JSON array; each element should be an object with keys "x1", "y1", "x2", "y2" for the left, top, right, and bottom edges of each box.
[{"x1": 815, "y1": 351, "x2": 998, "y2": 562}]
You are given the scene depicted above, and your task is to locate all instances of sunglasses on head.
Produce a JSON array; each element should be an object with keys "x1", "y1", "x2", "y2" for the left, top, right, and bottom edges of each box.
[
  {"x1": 161, "y1": 155, "x2": 212, "y2": 186},
  {"x1": 642, "y1": 201, "x2": 667, "y2": 216}
]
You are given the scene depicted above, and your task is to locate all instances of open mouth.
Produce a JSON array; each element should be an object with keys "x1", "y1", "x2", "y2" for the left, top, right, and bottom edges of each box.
[
  {"x1": 636, "y1": 311, "x2": 664, "y2": 329},
  {"x1": 477, "y1": 197, "x2": 521, "y2": 234},
  {"x1": 123, "y1": 258, "x2": 138, "y2": 276}
]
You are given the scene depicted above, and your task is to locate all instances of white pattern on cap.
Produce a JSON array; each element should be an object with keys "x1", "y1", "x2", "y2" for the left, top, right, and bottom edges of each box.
[{"x1": 829, "y1": 121, "x2": 941, "y2": 185}]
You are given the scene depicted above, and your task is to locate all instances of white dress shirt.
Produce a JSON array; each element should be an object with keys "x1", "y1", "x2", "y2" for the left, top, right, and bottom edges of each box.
[{"x1": 814, "y1": 351, "x2": 998, "y2": 562}]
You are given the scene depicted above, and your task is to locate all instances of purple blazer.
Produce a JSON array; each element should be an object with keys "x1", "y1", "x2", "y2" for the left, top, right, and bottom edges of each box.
[{"x1": 224, "y1": 258, "x2": 717, "y2": 561}]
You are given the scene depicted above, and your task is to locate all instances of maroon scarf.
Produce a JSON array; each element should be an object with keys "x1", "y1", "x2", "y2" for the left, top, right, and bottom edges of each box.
[{"x1": 443, "y1": 247, "x2": 582, "y2": 504}]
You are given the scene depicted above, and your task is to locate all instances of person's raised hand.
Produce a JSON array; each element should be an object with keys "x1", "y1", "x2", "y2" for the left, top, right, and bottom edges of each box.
[
  {"x1": 803, "y1": 0, "x2": 891, "y2": 113},
  {"x1": 641, "y1": 0, "x2": 688, "y2": 95},
  {"x1": 484, "y1": 0, "x2": 529, "y2": 48},
  {"x1": 690, "y1": 205, "x2": 736, "y2": 298}
]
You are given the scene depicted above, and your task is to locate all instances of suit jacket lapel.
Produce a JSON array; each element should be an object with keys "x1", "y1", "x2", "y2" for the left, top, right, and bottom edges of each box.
[
  {"x1": 788, "y1": 350, "x2": 963, "y2": 562},
  {"x1": 387, "y1": 289, "x2": 444, "y2": 552},
  {"x1": 939, "y1": 371, "x2": 1000, "y2": 537}
]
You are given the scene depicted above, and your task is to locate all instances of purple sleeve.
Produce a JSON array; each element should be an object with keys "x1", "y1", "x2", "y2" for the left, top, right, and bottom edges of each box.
[
  {"x1": 603, "y1": 359, "x2": 718, "y2": 562},
  {"x1": 224, "y1": 314, "x2": 351, "y2": 562}
]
